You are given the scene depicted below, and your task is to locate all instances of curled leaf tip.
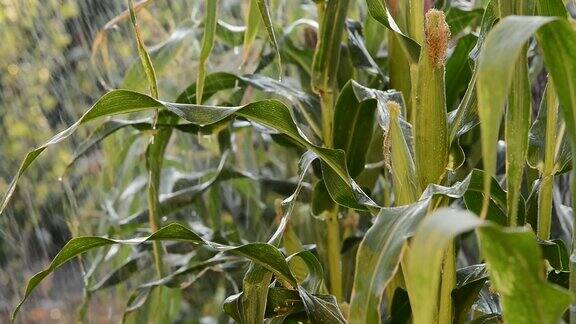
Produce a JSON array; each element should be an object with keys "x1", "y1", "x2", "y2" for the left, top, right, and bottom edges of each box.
[{"x1": 424, "y1": 9, "x2": 450, "y2": 68}]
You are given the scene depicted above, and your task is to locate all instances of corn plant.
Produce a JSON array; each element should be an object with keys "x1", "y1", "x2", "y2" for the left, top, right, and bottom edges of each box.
[{"x1": 3, "y1": 0, "x2": 576, "y2": 322}]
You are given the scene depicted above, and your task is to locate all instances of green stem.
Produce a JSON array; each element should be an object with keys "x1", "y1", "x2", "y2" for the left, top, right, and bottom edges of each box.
[
  {"x1": 326, "y1": 205, "x2": 342, "y2": 301},
  {"x1": 311, "y1": 0, "x2": 349, "y2": 300},
  {"x1": 321, "y1": 91, "x2": 335, "y2": 148},
  {"x1": 128, "y1": 0, "x2": 164, "y2": 279},
  {"x1": 537, "y1": 81, "x2": 559, "y2": 239},
  {"x1": 438, "y1": 243, "x2": 456, "y2": 324},
  {"x1": 321, "y1": 90, "x2": 341, "y2": 299},
  {"x1": 147, "y1": 168, "x2": 165, "y2": 277},
  {"x1": 571, "y1": 168, "x2": 576, "y2": 323}
]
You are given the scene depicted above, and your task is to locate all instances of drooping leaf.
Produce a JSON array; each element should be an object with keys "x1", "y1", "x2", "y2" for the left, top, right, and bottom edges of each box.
[
  {"x1": 364, "y1": 0, "x2": 420, "y2": 62},
  {"x1": 349, "y1": 173, "x2": 477, "y2": 323},
  {"x1": 286, "y1": 250, "x2": 325, "y2": 294},
  {"x1": 215, "y1": 20, "x2": 245, "y2": 47},
  {"x1": 2, "y1": 89, "x2": 377, "y2": 214},
  {"x1": 477, "y1": 225, "x2": 571, "y2": 323},
  {"x1": 120, "y1": 151, "x2": 230, "y2": 226},
  {"x1": 297, "y1": 285, "x2": 345, "y2": 324},
  {"x1": 12, "y1": 223, "x2": 298, "y2": 321},
  {"x1": 405, "y1": 209, "x2": 482, "y2": 324}
]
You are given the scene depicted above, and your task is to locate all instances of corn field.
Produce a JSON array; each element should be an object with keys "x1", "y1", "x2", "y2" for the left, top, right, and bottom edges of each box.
[{"x1": 2, "y1": 0, "x2": 576, "y2": 323}]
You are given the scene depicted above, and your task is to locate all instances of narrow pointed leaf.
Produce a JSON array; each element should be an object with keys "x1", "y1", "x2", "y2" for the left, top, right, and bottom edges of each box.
[{"x1": 197, "y1": 0, "x2": 218, "y2": 104}]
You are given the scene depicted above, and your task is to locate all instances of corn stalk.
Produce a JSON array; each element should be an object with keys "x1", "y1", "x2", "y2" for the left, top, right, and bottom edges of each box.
[{"x1": 311, "y1": 0, "x2": 351, "y2": 300}]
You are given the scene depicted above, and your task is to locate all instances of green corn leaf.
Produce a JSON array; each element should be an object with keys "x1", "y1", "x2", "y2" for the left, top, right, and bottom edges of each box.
[
  {"x1": 539, "y1": 239, "x2": 570, "y2": 271},
  {"x1": 286, "y1": 250, "x2": 325, "y2": 294},
  {"x1": 536, "y1": 0, "x2": 568, "y2": 17},
  {"x1": 476, "y1": 16, "x2": 576, "y2": 218},
  {"x1": 297, "y1": 285, "x2": 345, "y2": 323},
  {"x1": 445, "y1": 33, "x2": 476, "y2": 110},
  {"x1": 364, "y1": 0, "x2": 420, "y2": 62},
  {"x1": 124, "y1": 255, "x2": 232, "y2": 316},
  {"x1": 388, "y1": 30, "x2": 413, "y2": 116},
  {"x1": 349, "y1": 173, "x2": 478, "y2": 323},
  {"x1": 528, "y1": 81, "x2": 570, "y2": 238},
  {"x1": 2, "y1": 88, "x2": 379, "y2": 214},
  {"x1": 499, "y1": 2, "x2": 533, "y2": 227},
  {"x1": 311, "y1": 180, "x2": 335, "y2": 216},
  {"x1": 477, "y1": 225, "x2": 571, "y2": 323},
  {"x1": 120, "y1": 151, "x2": 230, "y2": 226},
  {"x1": 256, "y1": 0, "x2": 282, "y2": 75},
  {"x1": 123, "y1": 285, "x2": 181, "y2": 324},
  {"x1": 128, "y1": 0, "x2": 158, "y2": 99},
  {"x1": 264, "y1": 287, "x2": 306, "y2": 318},
  {"x1": 504, "y1": 49, "x2": 531, "y2": 226},
  {"x1": 452, "y1": 264, "x2": 489, "y2": 324},
  {"x1": 386, "y1": 101, "x2": 418, "y2": 206},
  {"x1": 312, "y1": 0, "x2": 351, "y2": 105},
  {"x1": 122, "y1": 155, "x2": 314, "y2": 227},
  {"x1": 224, "y1": 286, "x2": 339, "y2": 321},
  {"x1": 65, "y1": 118, "x2": 228, "y2": 173},
  {"x1": 240, "y1": 151, "x2": 315, "y2": 324},
  {"x1": 12, "y1": 223, "x2": 297, "y2": 321},
  {"x1": 447, "y1": 0, "x2": 501, "y2": 142},
  {"x1": 345, "y1": 20, "x2": 386, "y2": 82},
  {"x1": 405, "y1": 207, "x2": 572, "y2": 324},
  {"x1": 332, "y1": 80, "x2": 377, "y2": 178},
  {"x1": 129, "y1": 0, "x2": 173, "y2": 278},
  {"x1": 243, "y1": 0, "x2": 261, "y2": 63},
  {"x1": 89, "y1": 255, "x2": 142, "y2": 292},
  {"x1": 462, "y1": 170, "x2": 513, "y2": 226},
  {"x1": 405, "y1": 209, "x2": 482, "y2": 324},
  {"x1": 528, "y1": 83, "x2": 571, "y2": 174},
  {"x1": 122, "y1": 23, "x2": 193, "y2": 92},
  {"x1": 197, "y1": 0, "x2": 218, "y2": 105},
  {"x1": 445, "y1": 6, "x2": 484, "y2": 36},
  {"x1": 215, "y1": 20, "x2": 245, "y2": 47},
  {"x1": 240, "y1": 264, "x2": 273, "y2": 324},
  {"x1": 349, "y1": 200, "x2": 430, "y2": 324}
]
